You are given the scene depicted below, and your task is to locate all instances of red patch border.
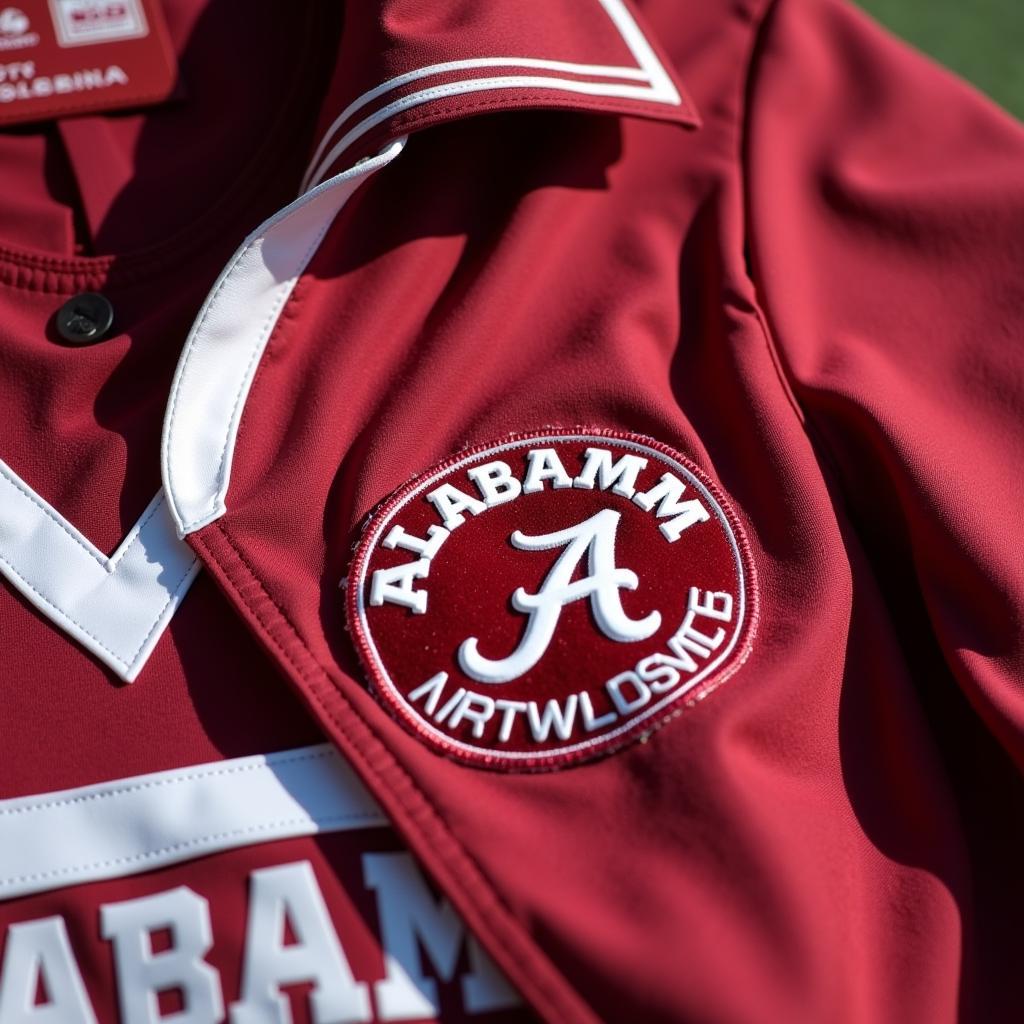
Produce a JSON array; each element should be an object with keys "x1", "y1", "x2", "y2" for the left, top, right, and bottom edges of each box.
[{"x1": 346, "y1": 428, "x2": 759, "y2": 771}]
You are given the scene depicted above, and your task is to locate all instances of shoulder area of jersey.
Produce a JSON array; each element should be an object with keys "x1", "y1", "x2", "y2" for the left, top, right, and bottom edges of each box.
[{"x1": 346, "y1": 428, "x2": 758, "y2": 772}]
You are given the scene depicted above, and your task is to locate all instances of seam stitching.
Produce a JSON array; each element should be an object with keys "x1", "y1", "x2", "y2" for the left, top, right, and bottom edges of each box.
[
  {"x1": 122, "y1": 553, "x2": 200, "y2": 667},
  {"x1": 0, "y1": 749, "x2": 334, "y2": 817},
  {"x1": 163, "y1": 238, "x2": 258, "y2": 506},
  {"x1": 0, "y1": 552, "x2": 127, "y2": 666},
  {"x1": 0, "y1": 488, "x2": 198, "y2": 669},
  {"x1": 169, "y1": 196, "x2": 340, "y2": 535},
  {"x1": 1, "y1": 812, "x2": 384, "y2": 887},
  {"x1": 195, "y1": 205, "x2": 338, "y2": 524},
  {"x1": 0, "y1": 464, "x2": 108, "y2": 568},
  {"x1": 107, "y1": 498, "x2": 165, "y2": 570}
]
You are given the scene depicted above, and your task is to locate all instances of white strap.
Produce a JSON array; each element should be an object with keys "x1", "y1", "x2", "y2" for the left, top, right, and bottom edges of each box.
[{"x1": 0, "y1": 744, "x2": 387, "y2": 901}]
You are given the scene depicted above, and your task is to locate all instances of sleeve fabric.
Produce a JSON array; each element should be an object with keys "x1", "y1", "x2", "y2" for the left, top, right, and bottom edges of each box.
[{"x1": 746, "y1": 0, "x2": 1024, "y2": 766}]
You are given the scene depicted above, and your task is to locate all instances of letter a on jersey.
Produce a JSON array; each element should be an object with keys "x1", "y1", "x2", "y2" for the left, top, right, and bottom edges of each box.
[
  {"x1": 459, "y1": 509, "x2": 661, "y2": 684},
  {"x1": 347, "y1": 430, "x2": 757, "y2": 770}
]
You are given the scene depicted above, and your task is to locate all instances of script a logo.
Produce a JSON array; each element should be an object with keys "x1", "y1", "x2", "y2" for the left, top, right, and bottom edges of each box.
[
  {"x1": 458, "y1": 509, "x2": 661, "y2": 684},
  {"x1": 349, "y1": 430, "x2": 757, "y2": 771}
]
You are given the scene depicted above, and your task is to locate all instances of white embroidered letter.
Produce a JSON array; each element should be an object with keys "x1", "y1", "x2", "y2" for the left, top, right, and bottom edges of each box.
[
  {"x1": 370, "y1": 560, "x2": 430, "y2": 615},
  {"x1": 526, "y1": 696, "x2": 578, "y2": 742},
  {"x1": 458, "y1": 509, "x2": 660, "y2": 683},
  {"x1": 466, "y1": 461, "x2": 522, "y2": 508},
  {"x1": 632, "y1": 473, "x2": 710, "y2": 541},
  {"x1": 446, "y1": 691, "x2": 496, "y2": 738},
  {"x1": 573, "y1": 448, "x2": 648, "y2": 498},
  {"x1": 606, "y1": 672, "x2": 651, "y2": 715},
  {"x1": 522, "y1": 449, "x2": 573, "y2": 493},
  {"x1": 382, "y1": 525, "x2": 449, "y2": 562},
  {"x1": 426, "y1": 484, "x2": 486, "y2": 530},
  {"x1": 364, "y1": 853, "x2": 519, "y2": 1021}
]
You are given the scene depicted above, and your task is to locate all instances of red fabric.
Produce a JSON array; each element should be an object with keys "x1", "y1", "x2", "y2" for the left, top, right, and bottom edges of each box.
[
  {"x1": 0, "y1": 0, "x2": 334, "y2": 258},
  {"x1": 0, "y1": 3, "x2": 562, "y2": 1022},
  {"x1": 196, "y1": 2, "x2": 1024, "y2": 1023},
  {"x1": 0, "y1": 0, "x2": 1022, "y2": 1022},
  {"x1": 311, "y1": 0, "x2": 697, "y2": 174}
]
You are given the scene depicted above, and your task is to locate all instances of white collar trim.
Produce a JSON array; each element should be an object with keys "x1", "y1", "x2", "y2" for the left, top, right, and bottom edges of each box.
[
  {"x1": 0, "y1": 464, "x2": 199, "y2": 682},
  {"x1": 0, "y1": 0, "x2": 680, "y2": 680},
  {"x1": 0, "y1": 143, "x2": 401, "y2": 682},
  {"x1": 300, "y1": 0, "x2": 683, "y2": 191},
  {"x1": 160, "y1": 139, "x2": 407, "y2": 539}
]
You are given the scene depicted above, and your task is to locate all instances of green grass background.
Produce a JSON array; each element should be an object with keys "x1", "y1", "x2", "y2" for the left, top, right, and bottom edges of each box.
[{"x1": 856, "y1": 0, "x2": 1024, "y2": 119}]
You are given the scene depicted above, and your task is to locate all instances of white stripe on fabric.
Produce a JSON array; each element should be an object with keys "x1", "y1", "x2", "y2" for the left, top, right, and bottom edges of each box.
[
  {"x1": 300, "y1": 0, "x2": 682, "y2": 191},
  {"x1": 0, "y1": 470, "x2": 199, "y2": 682},
  {"x1": 0, "y1": 745, "x2": 388, "y2": 901}
]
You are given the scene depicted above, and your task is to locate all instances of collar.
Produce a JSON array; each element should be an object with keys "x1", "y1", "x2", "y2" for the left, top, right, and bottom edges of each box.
[
  {"x1": 301, "y1": 0, "x2": 699, "y2": 188},
  {"x1": 0, "y1": 0, "x2": 699, "y2": 683},
  {"x1": 163, "y1": 0, "x2": 700, "y2": 547}
]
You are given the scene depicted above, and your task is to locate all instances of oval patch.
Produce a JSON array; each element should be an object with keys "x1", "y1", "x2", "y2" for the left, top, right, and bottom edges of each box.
[{"x1": 347, "y1": 430, "x2": 756, "y2": 770}]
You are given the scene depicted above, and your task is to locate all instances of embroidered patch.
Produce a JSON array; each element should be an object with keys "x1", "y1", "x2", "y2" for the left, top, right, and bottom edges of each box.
[{"x1": 347, "y1": 430, "x2": 756, "y2": 770}]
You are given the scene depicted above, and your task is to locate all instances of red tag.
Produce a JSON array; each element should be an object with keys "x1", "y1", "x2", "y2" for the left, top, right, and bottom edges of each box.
[
  {"x1": 348, "y1": 430, "x2": 758, "y2": 771},
  {"x1": 0, "y1": 0, "x2": 176, "y2": 126}
]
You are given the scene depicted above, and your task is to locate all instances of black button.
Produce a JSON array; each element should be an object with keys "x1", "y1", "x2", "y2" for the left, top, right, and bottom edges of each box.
[{"x1": 55, "y1": 292, "x2": 114, "y2": 345}]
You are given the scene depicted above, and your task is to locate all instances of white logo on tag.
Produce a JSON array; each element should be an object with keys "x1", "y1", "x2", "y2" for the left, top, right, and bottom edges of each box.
[
  {"x1": 458, "y1": 509, "x2": 661, "y2": 684},
  {"x1": 50, "y1": 0, "x2": 148, "y2": 47},
  {"x1": 0, "y1": 7, "x2": 38, "y2": 49},
  {"x1": 0, "y1": 8, "x2": 28, "y2": 35}
]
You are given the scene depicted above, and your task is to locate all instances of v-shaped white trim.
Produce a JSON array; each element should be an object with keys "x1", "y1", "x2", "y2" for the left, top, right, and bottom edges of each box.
[
  {"x1": 0, "y1": 461, "x2": 200, "y2": 682},
  {"x1": 0, "y1": 146, "x2": 401, "y2": 681},
  {"x1": 161, "y1": 139, "x2": 406, "y2": 537}
]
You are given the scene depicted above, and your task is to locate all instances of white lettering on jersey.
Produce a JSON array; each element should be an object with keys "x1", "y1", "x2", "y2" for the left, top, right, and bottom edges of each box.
[
  {"x1": 458, "y1": 509, "x2": 661, "y2": 683},
  {"x1": 0, "y1": 918, "x2": 97, "y2": 1024},
  {"x1": 363, "y1": 853, "x2": 519, "y2": 1021},
  {"x1": 465, "y1": 461, "x2": 522, "y2": 508},
  {"x1": 521, "y1": 448, "x2": 573, "y2": 493},
  {"x1": 572, "y1": 447, "x2": 648, "y2": 498},
  {"x1": 632, "y1": 472, "x2": 710, "y2": 542},
  {"x1": 411, "y1": 587, "x2": 736, "y2": 746},
  {"x1": 101, "y1": 887, "x2": 223, "y2": 1024},
  {"x1": 381, "y1": 525, "x2": 449, "y2": 562},
  {"x1": 369, "y1": 559, "x2": 431, "y2": 615},
  {"x1": 230, "y1": 862, "x2": 370, "y2": 1024},
  {"x1": 0, "y1": 856, "x2": 517, "y2": 1023},
  {"x1": 425, "y1": 484, "x2": 486, "y2": 531},
  {"x1": 370, "y1": 446, "x2": 716, "y2": 616}
]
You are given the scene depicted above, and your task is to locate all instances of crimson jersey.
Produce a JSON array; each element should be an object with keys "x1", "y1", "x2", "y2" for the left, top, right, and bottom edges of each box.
[{"x1": 0, "y1": 1, "x2": 1022, "y2": 1023}]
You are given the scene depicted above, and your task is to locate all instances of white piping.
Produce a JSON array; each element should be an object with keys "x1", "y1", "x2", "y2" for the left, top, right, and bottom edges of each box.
[
  {"x1": 302, "y1": 53, "x2": 651, "y2": 193},
  {"x1": 0, "y1": 744, "x2": 387, "y2": 901},
  {"x1": 300, "y1": 0, "x2": 682, "y2": 190},
  {"x1": 163, "y1": 0, "x2": 684, "y2": 536}
]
